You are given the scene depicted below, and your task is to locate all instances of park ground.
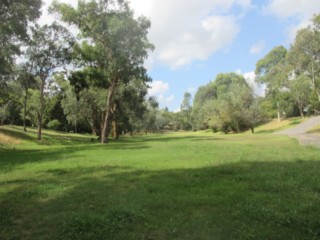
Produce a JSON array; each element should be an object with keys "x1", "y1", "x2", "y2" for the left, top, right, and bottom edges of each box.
[{"x1": 1, "y1": 118, "x2": 320, "y2": 239}]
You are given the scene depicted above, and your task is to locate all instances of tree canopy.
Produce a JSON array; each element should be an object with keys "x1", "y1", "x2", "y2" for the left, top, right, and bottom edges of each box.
[
  {"x1": 0, "y1": 0, "x2": 42, "y2": 76},
  {"x1": 0, "y1": 4, "x2": 319, "y2": 139}
]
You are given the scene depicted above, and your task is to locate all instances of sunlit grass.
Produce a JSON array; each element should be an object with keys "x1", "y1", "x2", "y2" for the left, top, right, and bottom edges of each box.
[
  {"x1": 0, "y1": 132, "x2": 20, "y2": 145},
  {"x1": 307, "y1": 124, "x2": 320, "y2": 134},
  {"x1": 1, "y1": 124, "x2": 320, "y2": 239},
  {"x1": 254, "y1": 117, "x2": 305, "y2": 133}
]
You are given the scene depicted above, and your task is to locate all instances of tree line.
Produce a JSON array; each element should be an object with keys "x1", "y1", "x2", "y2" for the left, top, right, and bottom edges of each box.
[
  {"x1": 140, "y1": 14, "x2": 320, "y2": 134},
  {"x1": 0, "y1": 0, "x2": 155, "y2": 143},
  {"x1": 1, "y1": 1, "x2": 319, "y2": 139},
  {"x1": 180, "y1": 14, "x2": 320, "y2": 133}
]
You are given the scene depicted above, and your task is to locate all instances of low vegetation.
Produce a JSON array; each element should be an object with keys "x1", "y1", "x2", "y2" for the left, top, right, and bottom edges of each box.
[{"x1": 1, "y1": 124, "x2": 320, "y2": 239}]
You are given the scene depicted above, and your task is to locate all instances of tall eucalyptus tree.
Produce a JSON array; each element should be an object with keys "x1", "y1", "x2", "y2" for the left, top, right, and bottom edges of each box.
[{"x1": 51, "y1": 0, "x2": 153, "y2": 143}]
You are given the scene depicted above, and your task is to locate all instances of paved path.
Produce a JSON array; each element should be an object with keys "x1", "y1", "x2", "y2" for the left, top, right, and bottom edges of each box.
[{"x1": 276, "y1": 116, "x2": 320, "y2": 147}]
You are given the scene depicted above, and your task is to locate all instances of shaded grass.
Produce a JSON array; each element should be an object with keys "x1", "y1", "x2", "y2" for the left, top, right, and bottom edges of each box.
[{"x1": 1, "y1": 126, "x2": 320, "y2": 239}]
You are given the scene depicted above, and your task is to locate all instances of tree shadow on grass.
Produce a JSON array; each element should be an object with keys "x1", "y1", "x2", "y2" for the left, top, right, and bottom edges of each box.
[
  {"x1": 0, "y1": 141, "x2": 149, "y2": 171},
  {"x1": 1, "y1": 126, "x2": 164, "y2": 148},
  {"x1": 1, "y1": 160, "x2": 320, "y2": 239}
]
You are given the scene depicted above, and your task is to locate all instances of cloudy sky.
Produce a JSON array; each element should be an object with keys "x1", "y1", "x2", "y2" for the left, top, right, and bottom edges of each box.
[{"x1": 41, "y1": 0, "x2": 320, "y2": 111}]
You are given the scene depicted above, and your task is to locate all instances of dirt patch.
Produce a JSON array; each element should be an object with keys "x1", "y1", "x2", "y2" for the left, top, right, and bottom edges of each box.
[{"x1": 0, "y1": 133, "x2": 21, "y2": 145}]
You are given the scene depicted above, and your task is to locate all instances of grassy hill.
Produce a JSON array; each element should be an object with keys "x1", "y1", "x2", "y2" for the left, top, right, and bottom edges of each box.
[{"x1": 1, "y1": 122, "x2": 320, "y2": 239}]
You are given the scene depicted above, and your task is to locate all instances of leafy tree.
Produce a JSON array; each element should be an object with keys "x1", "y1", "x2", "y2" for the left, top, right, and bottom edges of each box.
[
  {"x1": 287, "y1": 14, "x2": 320, "y2": 106},
  {"x1": 255, "y1": 46, "x2": 288, "y2": 121},
  {"x1": 25, "y1": 88, "x2": 42, "y2": 127},
  {"x1": 142, "y1": 97, "x2": 160, "y2": 133},
  {"x1": 0, "y1": 100, "x2": 12, "y2": 125},
  {"x1": 111, "y1": 78, "x2": 148, "y2": 138},
  {"x1": 208, "y1": 83, "x2": 255, "y2": 133},
  {"x1": 180, "y1": 92, "x2": 193, "y2": 130},
  {"x1": 16, "y1": 64, "x2": 37, "y2": 131},
  {"x1": 192, "y1": 72, "x2": 261, "y2": 133},
  {"x1": 214, "y1": 72, "x2": 248, "y2": 93},
  {"x1": 192, "y1": 83, "x2": 216, "y2": 130},
  {"x1": 51, "y1": 0, "x2": 153, "y2": 143},
  {"x1": 26, "y1": 23, "x2": 75, "y2": 140},
  {"x1": 0, "y1": 0, "x2": 42, "y2": 76},
  {"x1": 289, "y1": 74, "x2": 311, "y2": 118},
  {"x1": 0, "y1": 76, "x2": 26, "y2": 125}
]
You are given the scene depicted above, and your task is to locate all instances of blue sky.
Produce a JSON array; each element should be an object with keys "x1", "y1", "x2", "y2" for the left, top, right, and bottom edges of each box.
[
  {"x1": 41, "y1": 0, "x2": 320, "y2": 111},
  {"x1": 129, "y1": 0, "x2": 320, "y2": 111}
]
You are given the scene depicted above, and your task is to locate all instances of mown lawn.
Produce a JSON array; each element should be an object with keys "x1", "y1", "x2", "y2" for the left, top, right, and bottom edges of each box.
[{"x1": 1, "y1": 125, "x2": 320, "y2": 239}]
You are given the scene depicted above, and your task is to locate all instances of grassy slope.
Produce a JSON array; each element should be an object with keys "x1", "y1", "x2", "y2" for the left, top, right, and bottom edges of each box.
[
  {"x1": 307, "y1": 124, "x2": 320, "y2": 134},
  {"x1": 253, "y1": 117, "x2": 305, "y2": 134},
  {"x1": 1, "y1": 123, "x2": 320, "y2": 240}
]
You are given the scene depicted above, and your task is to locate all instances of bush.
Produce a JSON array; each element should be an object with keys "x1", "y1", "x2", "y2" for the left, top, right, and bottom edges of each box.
[{"x1": 47, "y1": 119, "x2": 61, "y2": 130}]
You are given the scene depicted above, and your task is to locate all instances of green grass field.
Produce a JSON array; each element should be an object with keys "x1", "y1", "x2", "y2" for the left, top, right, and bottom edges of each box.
[{"x1": 1, "y1": 122, "x2": 320, "y2": 240}]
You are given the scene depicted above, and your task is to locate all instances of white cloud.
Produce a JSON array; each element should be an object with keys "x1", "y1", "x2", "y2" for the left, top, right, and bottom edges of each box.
[
  {"x1": 130, "y1": 0, "x2": 252, "y2": 68},
  {"x1": 235, "y1": 69, "x2": 242, "y2": 74},
  {"x1": 264, "y1": 0, "x2": 319, "y2": 19},
  {"x1": 250, "y1": 41, "x2": 265, "y2": 54},
  {"x1": 243, "y1": 71, "x2": 265, "y2": 96},
  {"x1": 265, "y1": 0, "x2": 320, "y2": 41},
  {"x1": 38, "y1": 0, "x2": 252, "y2": 69},
  {"x1": 148, "y1": 80, "x2": 169, "y2": 96},
  {"x1": 244, "y1": 71, "x2": 255, "y2": 82},
  {"x1": 187, "y1": 86, "x2": 197, "y2": 94},
  {"x1": 165, "y1": 94, "x2": 174, "y2": 103},
  {"x1": 147, "y1": 81, "x2": 174, "y2": 107}
]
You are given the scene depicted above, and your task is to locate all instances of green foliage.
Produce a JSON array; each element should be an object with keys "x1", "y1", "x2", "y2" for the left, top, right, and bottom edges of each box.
[
  {"x1": 47, "y1": 119, "x2": 61, "y2": 130},
  {"x1": 193, "y1": 72, "x2": 262, "y2": 133},
  {"x1": 179, "y1": 92, "x2": 193, "y2": 130},
  {"x1": 0, "y1": 0, "x2": 42, "y2": 75},
  {"x1": 214, "y1": 72, "x2": 248, "y2": 94},
  {"x1": 192, "y1": 83, "x2": 217, "y2": 130},
  {"x1": 289, "y1": 74, "x2": 312, "y2": 117},
  {"x1": 255, "y1": 46, "x2": 287, "y2": 84},
  {"x1": 51, "y1": 0, "x2": 153, "y2": 143},
  {"x1": 287, "y1": 15, "x2": 320, "y2": 112},
  {"x1": 25, "y1": 22, "x2": 75, "y2": 139},
  {"x1": 255, "y1": 14, "x2": 320, "y2": 118},
  {"x1": 27, "y1": 22, "x2": 75, "y2": 76}
]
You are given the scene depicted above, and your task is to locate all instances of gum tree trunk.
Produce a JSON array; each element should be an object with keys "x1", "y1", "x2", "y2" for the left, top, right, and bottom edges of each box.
[
  {"x1": 37, "y1": 78, "x2": 45, "y2": 140},
  {"x1": 101, "y1": 82, "x2": 115, "y2": 143},
  {"x1": 23, "y1": 89, "x2": 28, "y2": 132}
]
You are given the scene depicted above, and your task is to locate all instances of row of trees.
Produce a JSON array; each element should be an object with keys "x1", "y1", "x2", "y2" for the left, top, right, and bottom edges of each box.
[
  {"x1": 189, "y1": 73, "x2": 261, "y2": 133},
  {"x1": 177, "y1": 14, "x2": 320, "y2": 133},
  {"x1": 256, "y1": 14, "x2": 320, "y2": 120},
  {"x1": 0, "y1": 0, "x2": 156, "y2": 143},
  {"x1": 1, "y1": 1, "x2": 319, "y2": 137}
]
